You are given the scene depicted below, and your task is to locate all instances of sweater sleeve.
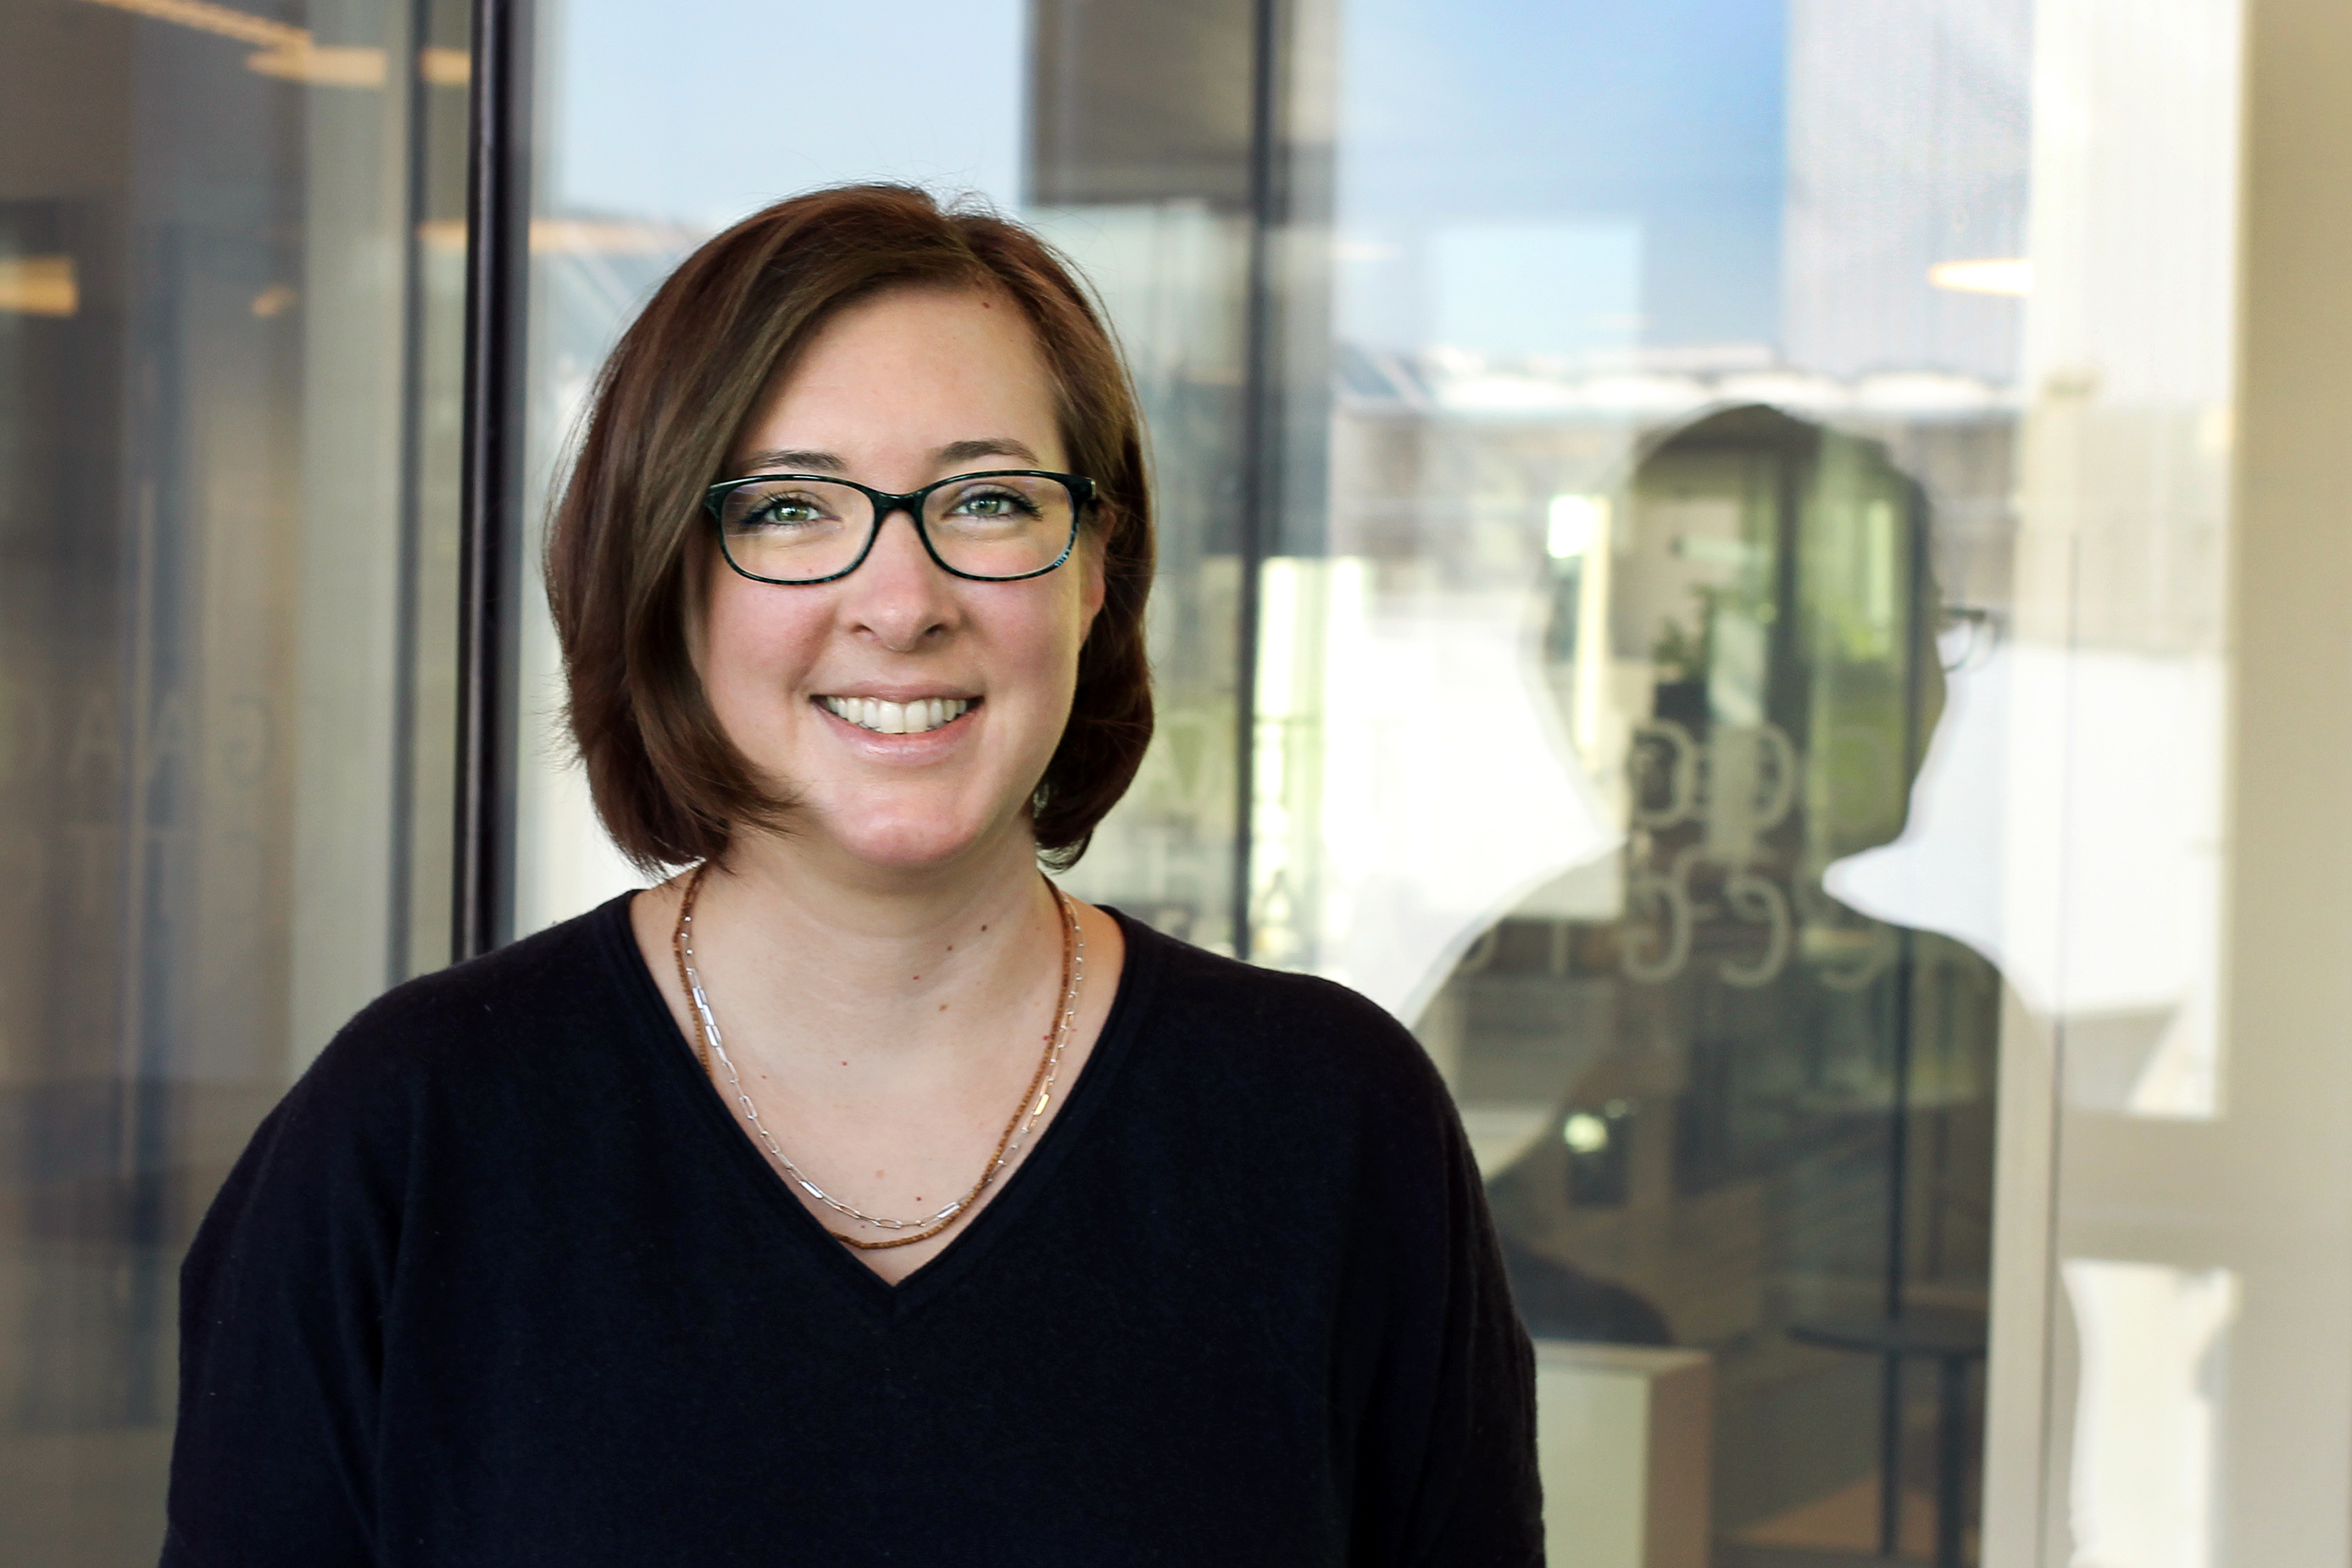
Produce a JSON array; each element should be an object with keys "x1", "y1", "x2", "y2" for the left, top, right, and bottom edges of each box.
[
  {"x1": 162, "y1": 1037, "x2": 406, "y2": 1568},
  {"x1": 1347, "y1": 1041, "x2": 1544, "y2": 1566}
]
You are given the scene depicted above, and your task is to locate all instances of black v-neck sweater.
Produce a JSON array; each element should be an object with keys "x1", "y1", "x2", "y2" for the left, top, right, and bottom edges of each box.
[{"x1": 163, "y1": 897, "x2": 1541, "y2": 1566}]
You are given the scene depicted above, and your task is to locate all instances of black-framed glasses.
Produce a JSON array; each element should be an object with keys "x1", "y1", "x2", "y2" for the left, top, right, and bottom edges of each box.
[{"x1": 702, "y1": 470, "x2": 1094, "y2": 585}]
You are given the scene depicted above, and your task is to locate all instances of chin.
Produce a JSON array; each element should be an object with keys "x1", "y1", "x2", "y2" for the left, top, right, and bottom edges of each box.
[{"x1": 825, "y1": 810, "x2": 1013, "y2": 873}]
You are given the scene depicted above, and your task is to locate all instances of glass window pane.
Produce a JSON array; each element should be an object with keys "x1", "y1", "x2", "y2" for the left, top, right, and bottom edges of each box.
[
  {"x1": 0, "y1": 0, "x2": 466, "y2": 1555},
  {"x1": 1270, "y1": 0, "x2": 2352, "y2": 1561},
  {"x1": 1279, "y1": 0, "x2": 2029, "y2": 1558}
]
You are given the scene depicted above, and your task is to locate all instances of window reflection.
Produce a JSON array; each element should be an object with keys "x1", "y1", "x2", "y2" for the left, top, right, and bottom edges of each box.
[
  {"x1": 1452, "y1": 408, "x2": 2003, "y2": 1554},
  {"x1": 1301, "y1": 0, "x2": 2032, "y2": 1559},
  {"x1": 0, "y1": 0, "x2": 467, "y2": 1556},
  {"x1": 2060, "y1": 1259, "x2": 2237, "y2": 1568}
]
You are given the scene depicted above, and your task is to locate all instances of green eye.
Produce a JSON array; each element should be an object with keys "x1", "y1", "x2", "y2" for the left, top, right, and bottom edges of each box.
[
  {"x1": 732, "y1": 488, "x2": 839, "y2": 529},
  {"x1": 948, "y1": 487, "x2": 1040, "y2": 520}
]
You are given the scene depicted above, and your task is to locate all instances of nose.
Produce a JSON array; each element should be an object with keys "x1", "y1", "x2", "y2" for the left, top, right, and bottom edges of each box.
[{"x1": 840, "y1": 505, "x2": 956, "y2": 652}]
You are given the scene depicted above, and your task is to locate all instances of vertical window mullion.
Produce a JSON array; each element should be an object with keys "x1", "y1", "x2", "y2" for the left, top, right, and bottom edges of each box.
[{"x1": 455, "y1": 0, "x2": 532, "y2": 960}]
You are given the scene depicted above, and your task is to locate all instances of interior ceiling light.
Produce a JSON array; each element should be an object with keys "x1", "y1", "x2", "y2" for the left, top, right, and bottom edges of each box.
[
  {"x1": 1929, "y1": 257, "x2": 2033, "y2": 296},
  {"x1": 0, "y1": 256, "x2": 78, "y2": 318},
  {"x1": 77, "y1": 0, "x2": 465, "y2": 89},
  {"x1": 416, "y1": 219, "x2": 707, "y2": 256},
  {"x1": 419, "y1": 46, "x2": 469, "y2": 86},
  {"x1": 246, "y1": 40, "x2": 388, "y2": 87}
]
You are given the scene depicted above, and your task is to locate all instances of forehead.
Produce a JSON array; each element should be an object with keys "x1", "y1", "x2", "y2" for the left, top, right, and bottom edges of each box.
[{"x1": 734, "y1": 283, "x2": 1064, "y2": 469}]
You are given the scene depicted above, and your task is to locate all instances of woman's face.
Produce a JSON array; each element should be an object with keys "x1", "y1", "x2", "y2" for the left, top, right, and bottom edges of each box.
[{"x1": 700, "y1": 283, "x2": 1105, "y2": 876}]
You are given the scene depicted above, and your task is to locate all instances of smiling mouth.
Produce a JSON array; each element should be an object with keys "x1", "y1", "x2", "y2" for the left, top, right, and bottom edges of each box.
[{"x1": 818, "y1": 695, "x2": 975, "y2": 735}]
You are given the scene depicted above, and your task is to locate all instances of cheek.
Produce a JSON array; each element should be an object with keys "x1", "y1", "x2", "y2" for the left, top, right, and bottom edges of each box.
[
  {"x1": 1004, "y1": 580, "x2": 1091, "y2": 693},
  {"x1": 698, "y1": 578, "x2": 819, "y2": 718}
]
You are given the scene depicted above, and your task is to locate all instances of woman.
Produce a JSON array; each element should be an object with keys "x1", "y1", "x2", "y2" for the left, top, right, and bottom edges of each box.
[{"x1": 164, "y1": 185, "x2": 1539, "y2": 1565}]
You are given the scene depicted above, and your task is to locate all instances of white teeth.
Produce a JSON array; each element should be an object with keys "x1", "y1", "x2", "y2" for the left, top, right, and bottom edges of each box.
[{"x1": 822, "y1": 696, "x2": 971, "y2": 734}]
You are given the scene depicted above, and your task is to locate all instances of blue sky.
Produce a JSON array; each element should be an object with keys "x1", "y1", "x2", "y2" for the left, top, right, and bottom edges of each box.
[
  {"x1": 1335, "y1": 0, "x2": 1787, "y2": 355},
  {"x1": 549, "y1": 0, "x2": 1027, "y2": 227},
  {"x1": 545, "y1": 0, "x2": 1790, "y2": 358}
]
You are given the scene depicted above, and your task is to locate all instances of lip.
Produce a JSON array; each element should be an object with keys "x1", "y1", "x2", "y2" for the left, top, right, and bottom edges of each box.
[
  {"x1": 815, "y1": 687, "x2": 982, "y2": 704},
  {"x1": 810, "y1": 693, "x2": 980, "y2": 751}
]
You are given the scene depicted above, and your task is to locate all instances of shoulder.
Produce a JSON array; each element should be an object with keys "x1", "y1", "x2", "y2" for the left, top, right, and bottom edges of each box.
[
  {"x1": 1113, "y1": 913, "x2": 1454, "y2": 1135},
  {"x1": 192, "y1": 896, "x2": 651, "y2": 1247},
  {"x1": 1104, "y1": 918, "x2": 1502, "y2": 1330},
  {"x1": 350, "y1": 894, "x2": 640, "y2": 1037},
  {"x1": 290, "y1": 894, "x2": 648, "y2": 1120}
]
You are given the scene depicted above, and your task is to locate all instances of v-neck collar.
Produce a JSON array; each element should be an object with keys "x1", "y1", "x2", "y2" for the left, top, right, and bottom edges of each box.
[{"x1": 592, "y1": 891, "x2": 1160, "y2": 1320}]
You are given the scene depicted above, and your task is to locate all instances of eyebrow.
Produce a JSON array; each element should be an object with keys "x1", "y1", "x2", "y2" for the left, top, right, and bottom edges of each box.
[
  {"x1": 934, "y1": 437, "x2": 1043, "y2": 469},
  {"x1": 736, "y1": 447, "x2": 847, "y2": 474},
  {"x1": 732, "y1": 437, "x2": 1045, "y2": 479}
]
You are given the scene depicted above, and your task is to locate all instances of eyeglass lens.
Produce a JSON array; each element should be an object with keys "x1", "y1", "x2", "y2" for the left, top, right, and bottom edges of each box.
[{"x1": 716, "y1": 474, "x2": 1076, "y2": 582}]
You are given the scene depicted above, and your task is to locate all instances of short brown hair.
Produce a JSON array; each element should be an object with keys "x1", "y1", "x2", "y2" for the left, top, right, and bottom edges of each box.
[{"x1": 546, "y1": 184, "x2": 1155, "y2": 872}]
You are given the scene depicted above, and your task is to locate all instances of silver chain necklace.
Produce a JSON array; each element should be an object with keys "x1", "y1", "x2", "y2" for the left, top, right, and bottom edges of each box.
[{"x1": 673, "y1": 866, "x2": 1084, "y2": 1250}]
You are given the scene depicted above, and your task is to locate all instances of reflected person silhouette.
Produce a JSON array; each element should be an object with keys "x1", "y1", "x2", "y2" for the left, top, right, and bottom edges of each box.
[{"x1": 1428, "y1": 405, "x2": 2002, "y2": 1555}]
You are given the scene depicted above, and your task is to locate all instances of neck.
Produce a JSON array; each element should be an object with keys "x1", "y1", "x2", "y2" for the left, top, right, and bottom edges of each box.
[{"x1": 683, "y1": 819, "x2": 1062, "y2": 1072}]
